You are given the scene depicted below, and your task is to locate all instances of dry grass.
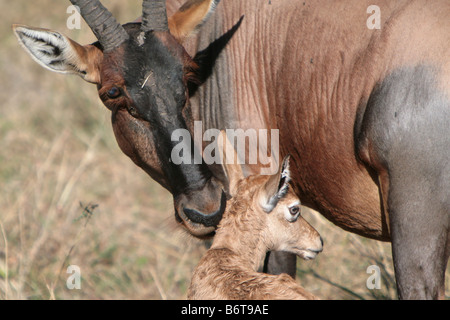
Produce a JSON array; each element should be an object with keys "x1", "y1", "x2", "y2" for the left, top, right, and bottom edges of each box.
[{"x1": 0, "y1": 0, "x2": 448, "y2": 300}]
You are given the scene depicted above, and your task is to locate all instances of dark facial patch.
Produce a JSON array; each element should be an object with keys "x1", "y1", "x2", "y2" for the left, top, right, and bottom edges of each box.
[
  {"x1": 101, "y1": 23, "x2": 214, "y2": 196},
  {"x1": 122, "y1": 27, "x2": 186, "y2": 122}
]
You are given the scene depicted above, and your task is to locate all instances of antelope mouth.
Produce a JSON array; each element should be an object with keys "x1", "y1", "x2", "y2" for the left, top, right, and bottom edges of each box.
[
  {"x1": 174, "y1": 189, "x2": 227, "y2": 239},
  {"x1": 174, "y1": 209, "x2": 217, "y2": 239},
  {"x1": 292, "y1": 247, "x2": 322, "y2": 261}
]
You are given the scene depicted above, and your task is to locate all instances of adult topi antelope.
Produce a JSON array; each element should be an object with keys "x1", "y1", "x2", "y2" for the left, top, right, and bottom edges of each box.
[{"x1": 13, "y1": 0, "x2": 450, "y2": 299}]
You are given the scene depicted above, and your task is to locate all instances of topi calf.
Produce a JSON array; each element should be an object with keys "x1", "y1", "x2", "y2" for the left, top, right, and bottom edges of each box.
[{"x1": 188, "y1": 136, "x2": 323, "y2": 299}]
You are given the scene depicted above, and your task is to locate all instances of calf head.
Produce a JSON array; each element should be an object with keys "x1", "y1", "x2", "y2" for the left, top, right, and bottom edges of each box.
[
  {"x1": 257, "y1": 157, "x2": 324, "y2": 260},
  {"x1": 220, "y1": 131, "x2": 323, "y2": 260}
]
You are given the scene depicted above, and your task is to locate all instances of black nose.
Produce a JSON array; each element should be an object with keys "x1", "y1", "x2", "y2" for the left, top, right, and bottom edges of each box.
[
  {"x1": 313, "y1": 237, "x2": 324, "y2": 253},
  {"x1": 182, "y1": 191, "x2": 226, "y2": 227}
]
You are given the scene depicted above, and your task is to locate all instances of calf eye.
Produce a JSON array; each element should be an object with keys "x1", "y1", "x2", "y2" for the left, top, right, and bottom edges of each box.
[
  {"x1": 284, "y1": 204, "x2": 301, "y2": 222},
  {"x1": 289, "y1": 206, "x2": 300, "y2": 216},
  {"x1": 107, "y1": 87, "x2": 121, "y2": 99}
]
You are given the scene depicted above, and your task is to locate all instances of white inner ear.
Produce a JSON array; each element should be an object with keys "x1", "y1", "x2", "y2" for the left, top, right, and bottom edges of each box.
[
  {"x1": 285, "y1": 200, "x2": 301, "y2": 222},
  {"x1": 203, "y1": 0, "x2": 220, "y2": 23},
  {"x1": 14, "y1": 27, "x2": 72, "y2": 74}
]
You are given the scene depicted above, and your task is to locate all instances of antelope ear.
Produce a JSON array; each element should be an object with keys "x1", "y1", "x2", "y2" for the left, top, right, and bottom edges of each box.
[
  {"x1": 13, "y1": 25, "x2": 102, "y2": 84},
  {"x1": 169, "y1": 0, "x2": 220, "y2": 42},
  {"x1": 260, "y1": 155, "x2": 291, "y2": 213},
  {"x1": 218, "y1": 131, "x2": 244, "y2": 196}
]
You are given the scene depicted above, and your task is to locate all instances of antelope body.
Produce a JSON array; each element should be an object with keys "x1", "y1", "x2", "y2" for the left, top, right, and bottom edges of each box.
[
  {"x1": 188, "y1": 155, "x2": 322, "y2": 300},
  {"x1": 13, "y1": 0, "x2": 450, "y2": 299}
]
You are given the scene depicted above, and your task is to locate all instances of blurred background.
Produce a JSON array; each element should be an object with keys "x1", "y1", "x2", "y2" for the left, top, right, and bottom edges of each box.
[{"x1": 0, "y1": 0, "x2": 448, "y2": 300}]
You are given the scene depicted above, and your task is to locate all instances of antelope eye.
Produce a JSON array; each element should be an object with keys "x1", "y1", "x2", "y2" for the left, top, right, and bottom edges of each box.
[
  {"x1": 107, "y1": 87, "x2": 121, "y2": 99},
  {"x1": 289, "y1": 206, "x2": 300, "y2": 216},
  {"x1": 285, "y1": 204, "x2": 301, "y2": 222}
]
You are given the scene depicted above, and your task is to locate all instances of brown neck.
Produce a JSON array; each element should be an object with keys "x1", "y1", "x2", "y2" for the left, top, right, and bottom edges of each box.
[{"x1": 210, "y1": 204, "x2": 270, "y2": 271}]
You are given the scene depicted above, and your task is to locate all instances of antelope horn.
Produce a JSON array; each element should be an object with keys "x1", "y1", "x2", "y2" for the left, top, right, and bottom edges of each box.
[
  {"x1": 142, "y1": 0, "x2": 169, "y2": 32},
  {"x1": 70, "y1": 0, "x2": 129, "y2": 52}
]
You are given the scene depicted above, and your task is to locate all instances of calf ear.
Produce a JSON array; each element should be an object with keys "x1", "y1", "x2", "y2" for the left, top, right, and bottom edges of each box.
[
  {"x1": 260, "y1": 155, "x2": 291, "y2": 213},
  {"x1": 169, "y1": 0, "x2": 220, "y2": 42},
  {"x1": 13, "y1": 25, "x2": 102, "y2": 84}
]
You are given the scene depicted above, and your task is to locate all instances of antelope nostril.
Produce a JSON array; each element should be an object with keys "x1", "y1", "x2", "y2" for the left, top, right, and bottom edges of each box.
[
  {"x1": 310, "y1": 247, "x2": 323, "y2": 254},
  {"x1": 182, "y1": 206, "x2": 223, "y2": 227},
  {"x1": 308, "y1": 237, "x2": 324, "y2": 254}
]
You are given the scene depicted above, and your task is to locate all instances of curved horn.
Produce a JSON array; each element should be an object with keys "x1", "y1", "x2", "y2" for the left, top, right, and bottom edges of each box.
[
  {"x1": 142, "y1": 0, "x2": 169, "y2": 32},
  {"x1": 70, "y1": 0, "x2": 129, "y2": 52}
]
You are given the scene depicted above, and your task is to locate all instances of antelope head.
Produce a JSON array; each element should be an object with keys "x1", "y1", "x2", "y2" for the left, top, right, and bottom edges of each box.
[{"x1": 13, "y1": 0, "x2": 229, "y2": 238}]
